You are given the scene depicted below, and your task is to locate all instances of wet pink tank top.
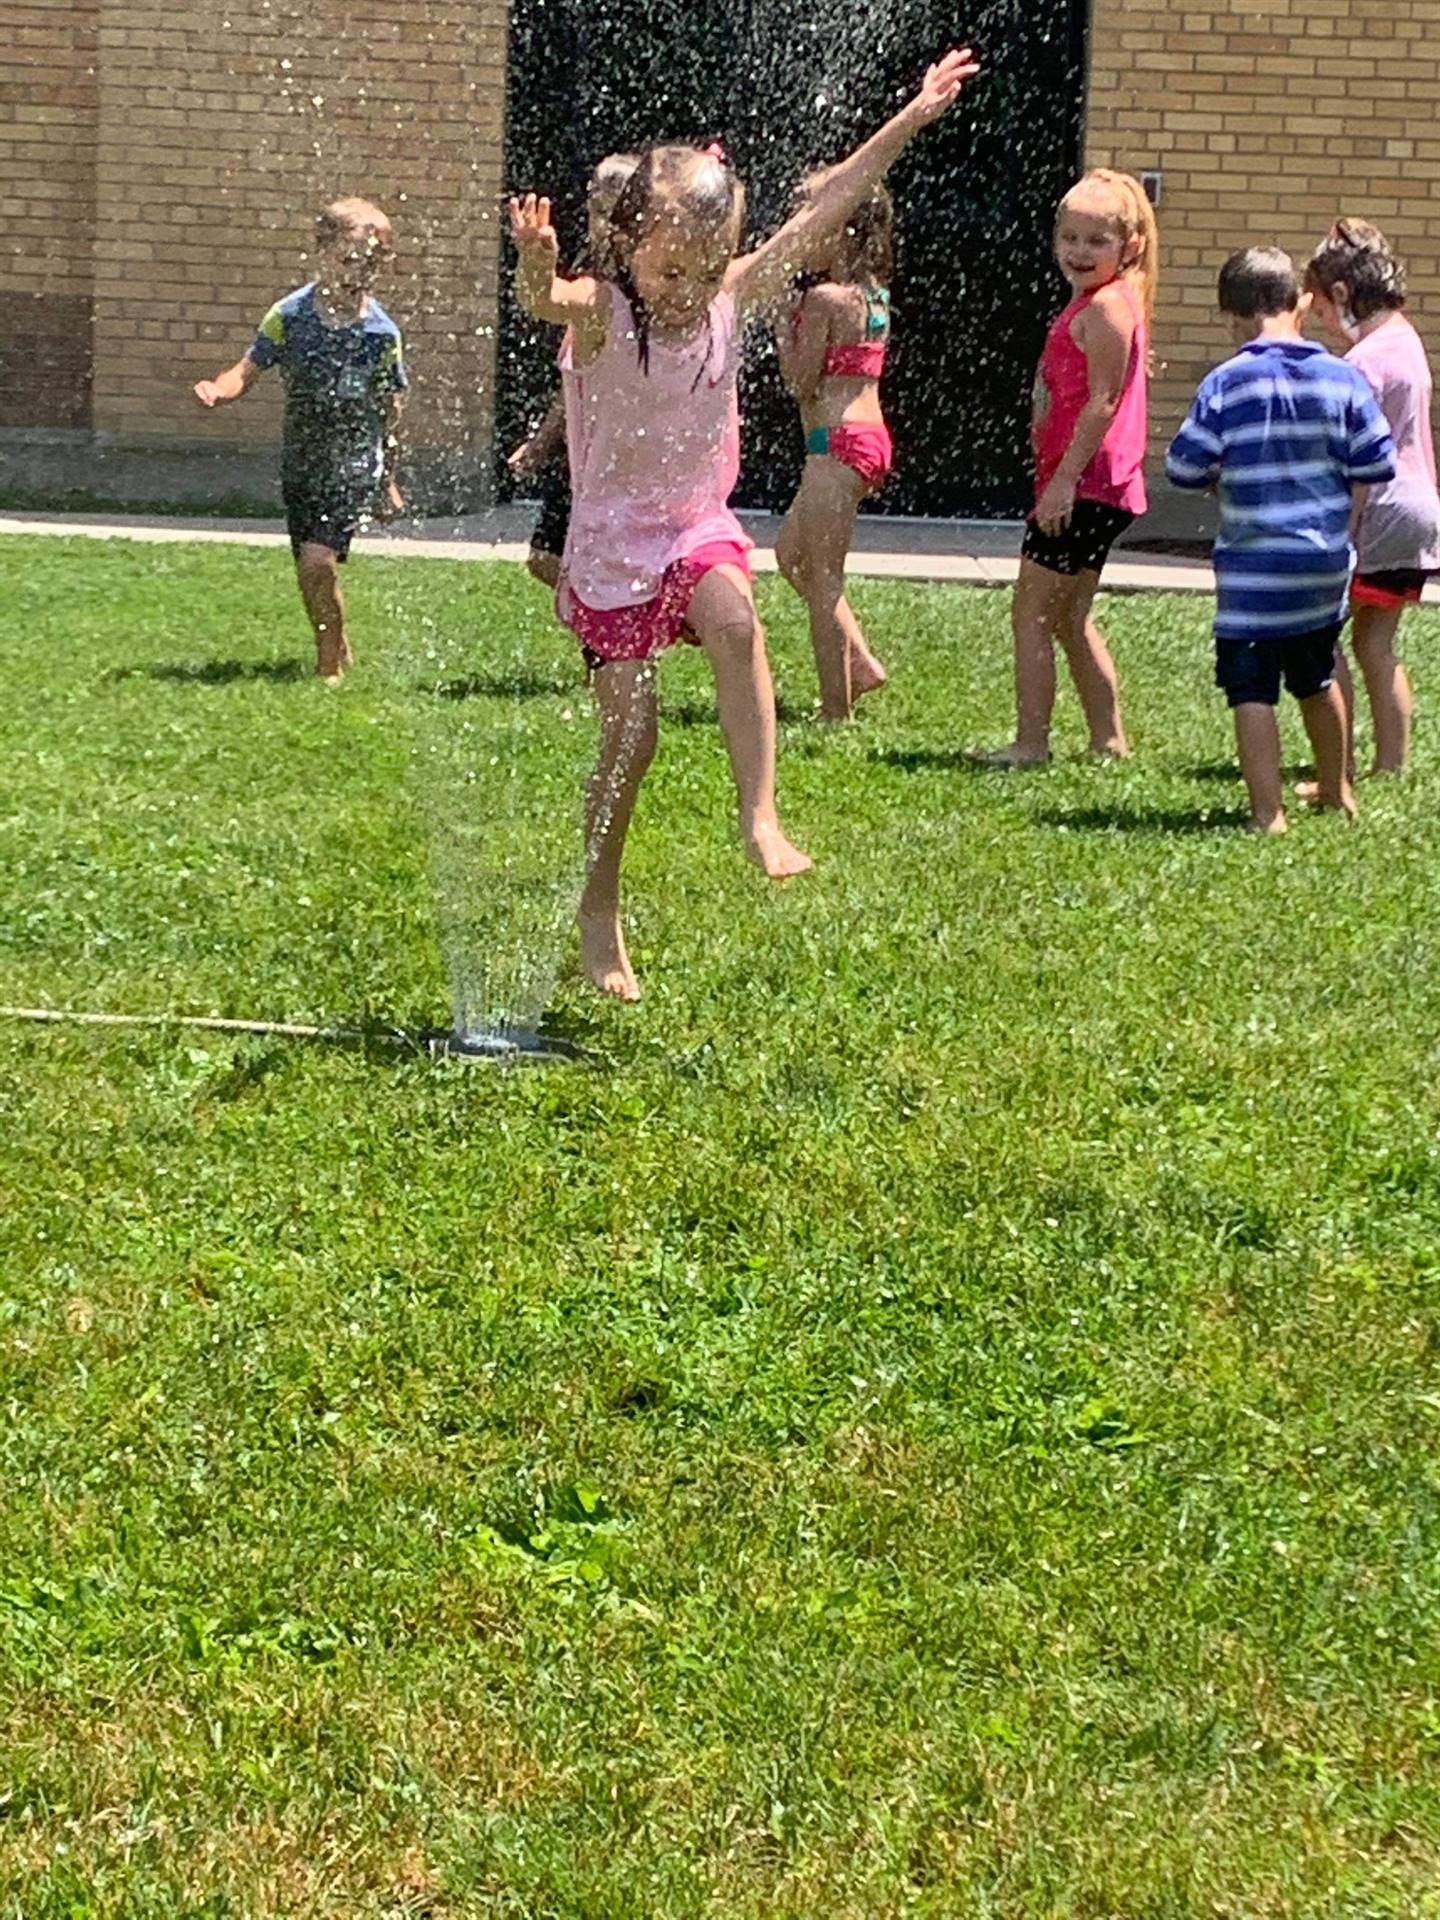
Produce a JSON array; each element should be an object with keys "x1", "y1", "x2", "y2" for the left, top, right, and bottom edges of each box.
[
  {"x1": 561, "y1": 285, "x2": 749, "y2": 611},
  {"x1": 1033, "y1": 280, "x2": 1148, "y2": 515}
]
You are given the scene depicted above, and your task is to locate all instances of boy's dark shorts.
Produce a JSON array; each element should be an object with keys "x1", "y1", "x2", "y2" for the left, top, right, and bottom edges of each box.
[
  {"x1": 1021, "y1": 501, "x2": 1135, "y2": 578},
  {"x1": 530, "y1": 458, "x2": 572, "y2": 560},
  {"x1": 285, "y1": 494, "x2": 364, "y2": 563},
  {"x1": 1215, "y1": 624, "x2": 1341, "y2": 709}
]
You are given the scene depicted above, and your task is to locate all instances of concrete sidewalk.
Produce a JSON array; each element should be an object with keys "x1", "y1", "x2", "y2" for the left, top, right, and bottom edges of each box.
[{"x1": 0, "y1": 501, "x2": 1221, "y2": 595}]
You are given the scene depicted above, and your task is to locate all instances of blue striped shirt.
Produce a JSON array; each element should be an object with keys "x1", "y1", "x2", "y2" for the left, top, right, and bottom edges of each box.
[{"x1": 1166, "y1": 339, "x2": 1396, "y2": 638}]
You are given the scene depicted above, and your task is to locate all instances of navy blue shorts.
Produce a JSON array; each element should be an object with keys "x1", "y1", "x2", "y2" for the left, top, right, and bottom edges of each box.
[
  {"x1": 285, "y1": 496, "x2": 362, "y2": 563},
  {"x1": 1215, "y1": 624, "x2": 1341, "y2": 709},
  {"x1": 1021, "y1": 500, "x2": 1135, "y2": 578}
]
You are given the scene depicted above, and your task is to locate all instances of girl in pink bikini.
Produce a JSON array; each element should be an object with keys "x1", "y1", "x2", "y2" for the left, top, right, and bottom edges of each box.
[
  {"x1": 775, "y1": 180, "x2": 895, "y2": 720},
  {"x1": 978, "y1": 169, "x2": 1158, "y2": 766},
  {"x1": 509, "y1": 46, "x2": 978, "y2": 1001}
]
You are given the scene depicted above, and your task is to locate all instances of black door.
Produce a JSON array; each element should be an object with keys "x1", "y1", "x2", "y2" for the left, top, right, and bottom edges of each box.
[{"x1": 500, "y1": 0, "x2": 1088, "y2": 518}]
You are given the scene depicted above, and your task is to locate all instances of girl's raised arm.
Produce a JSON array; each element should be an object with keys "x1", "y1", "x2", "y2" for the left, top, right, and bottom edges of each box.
[
  {"x1": 509, "y1": 194, "x2": 610, "y2": 357},
  {"x1": 727, "y1": 48, "x2": 980, "y2": 312}
]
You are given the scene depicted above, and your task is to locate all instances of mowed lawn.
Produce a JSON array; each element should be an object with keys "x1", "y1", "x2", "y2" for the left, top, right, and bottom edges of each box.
[{"x1": 2, "y1": 533, "x2": 1439, "y2": 1918}]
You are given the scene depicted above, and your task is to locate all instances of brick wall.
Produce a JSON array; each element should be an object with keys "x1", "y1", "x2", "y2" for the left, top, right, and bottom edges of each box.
[
  {"x1": 2, "y1": 1, "x2": 507, "y2": 503},
  {"x1": 0, "y1": 2, "x2": 98, "y2": 428},
  {"x1": 1086, "y1": 0, "x2": 1440, "y2": 451}
]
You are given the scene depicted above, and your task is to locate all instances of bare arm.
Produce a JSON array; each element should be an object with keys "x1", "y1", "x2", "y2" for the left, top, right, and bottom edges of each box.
[
  {"x1": 773, "y1": 290, "x2": 830, "y2": 404},
  {"x1": 508, "y1": 194, "x2": 609, "y2": 362},
  {"x1": 1035, "y1": 283, "x2": 1137, "y2": 533},
  {"x1": 1350, "y1": 483, "x2": 1371, "y2": 543},
  {"x1": 193, "y1": 356, "x2": 263, "y2": 408},
  {"x1": 727, "y1": 47, "x2": 980, "y2": 312}
]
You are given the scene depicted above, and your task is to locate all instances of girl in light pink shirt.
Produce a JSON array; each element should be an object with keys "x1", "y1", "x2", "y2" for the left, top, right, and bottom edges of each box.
[
  {"x1": 510, "y1": 47, "x2": 978, "y2": 1001},
  {"x1": 1306, "y1": 220, "x2": 1440, "y2": 777},
  {"x1": 976, "y1": 170, "x2": 1158, "y2": 768}
]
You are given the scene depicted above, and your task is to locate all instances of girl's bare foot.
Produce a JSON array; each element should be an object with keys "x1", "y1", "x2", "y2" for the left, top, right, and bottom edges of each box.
[
  {"x1": 1295, "y1": 781, "x2": 1359, "y2": 816},
  {"x1": 745, "y1": 820, "x2": 812, "y2": 878},
  {"x1": 851, "y1": 652, "x2": 888, "y2": 699},
  {"x1": 1248, "y1": 812, "x2": 1288, "y2": 835},
  {"x1": 316, "y1": 637, "x2": 348, "y2": 681},
  {"x1": 1085, "y1": 739, "x2": 1131, "y2": 761},
  {"x1": 969, "y1": 743, "x2": 1051, "y2": 769},
  {"x1": 578, "y1": 909, "x2": 640, "y2": 1001}
]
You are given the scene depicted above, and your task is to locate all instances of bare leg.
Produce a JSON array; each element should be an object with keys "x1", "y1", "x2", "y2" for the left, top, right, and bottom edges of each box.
[
  {"x1": 527, "y1": 548, "x2": 562, "y2": 590},
  {"x1": 1232, "y1": 701, "x2": 1287, "y2": 832},
  {"x1": 686, "y1": 565, "x2": 811, "y2": 876},
  {"x1": 1297, "y1": 646, "x2": 1356, "y2": 795},
  {"x1": 777, "y1": 458, "x2": 885, "y2": 720},
  {"x1": 295, "y1": 542, "x2": 350, "y2": 679},
  {"x1": 578, "y1": 659, "x2": 658, "y2": 1001},
  {"x1": 1058, "y1": 572, "x2": 1129, "y2": 756},
  {"x1": 977, "y1": 558, "x2": 1071, "y2": 764},
  {"x1": 1351, "y1": 604, "x2": 1412, "y2": 774},
  {"x1": 1299, "y1": 682, "x2": 1356, "y2": 816}
]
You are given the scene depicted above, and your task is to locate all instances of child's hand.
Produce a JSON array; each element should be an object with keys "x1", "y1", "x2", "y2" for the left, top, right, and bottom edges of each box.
[
  {"x1": 508, "y1": 436, "x2": 543, "y2": 480},
  {"x1": 193, "y1": 379, "x2": 224, "y2": 408},
  {"x1": 509, "y1": 194, "x2": 559, "y2": 266},
  {"x1": 1035, "y1": 475, "x2": 1077, "y2": 536},
  {"x1": 378, "y1": 477, "x2": 405, "y2": 522},
  {"x1": 912, "y1": 46, "x2": 981, "y2": 123}
]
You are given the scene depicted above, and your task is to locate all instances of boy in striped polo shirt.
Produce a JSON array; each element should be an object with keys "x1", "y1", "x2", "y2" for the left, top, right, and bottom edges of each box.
[{"x1": 1166, "y1": 247, "x2": 1396, "y2": 832}]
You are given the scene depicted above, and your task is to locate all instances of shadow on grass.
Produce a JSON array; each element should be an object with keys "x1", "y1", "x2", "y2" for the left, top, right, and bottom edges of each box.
[
  {"x1": 663, "y1": 694, "x2": 810, "y2": 729},
  {"x1": 870, "y1": 745, "x2": 1018, "y2": 774},
  {"x1": 424, "y1": 670, "x2": 581, "y2": 702},
  {"x1": 1035, "y1": 804, "x2": 1251, "y2": 835},
  {"x1": 1187, "y1": 760, "x2": 1310, "y2": 785},
  {"x1": 108, "y1": 659, "x2": 309, "y2": 686}
]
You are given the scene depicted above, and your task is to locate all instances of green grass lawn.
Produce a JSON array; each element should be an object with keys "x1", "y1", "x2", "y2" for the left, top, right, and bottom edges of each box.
[{"x1": 2, "y1": 534, "x2": 1439, "y2": 1918}]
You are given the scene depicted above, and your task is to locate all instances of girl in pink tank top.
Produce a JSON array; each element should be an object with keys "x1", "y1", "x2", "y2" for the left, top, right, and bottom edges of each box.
[
  {"x1": 974, "y1": 170, "x2": 1158, "y2": 768},
  {"x1": 510, "y1": 45, "x2": 980, "y2": 1002}
]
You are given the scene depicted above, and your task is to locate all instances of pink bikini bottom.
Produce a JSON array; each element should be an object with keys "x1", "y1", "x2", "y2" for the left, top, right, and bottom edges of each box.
[{"x1": 806, "y1": 423, "x2": 894, "y2": 492}]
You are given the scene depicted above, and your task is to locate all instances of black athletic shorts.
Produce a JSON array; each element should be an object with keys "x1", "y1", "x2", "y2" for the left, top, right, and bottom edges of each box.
[
  {"x1": 1021, "y1": 500, "x2": 1135, "y2": 578},
  {"x1": 285, "y1": 494, "x2": 362, "y2": 563}
]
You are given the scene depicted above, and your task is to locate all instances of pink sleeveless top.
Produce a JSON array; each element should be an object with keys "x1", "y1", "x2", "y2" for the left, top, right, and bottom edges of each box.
[
  {"x1": 1033, "y1": 280, "x2": 1148, "y2": 515},
  {"x1": 561, "y1": 286, "x2": 750, "y2": 611}
]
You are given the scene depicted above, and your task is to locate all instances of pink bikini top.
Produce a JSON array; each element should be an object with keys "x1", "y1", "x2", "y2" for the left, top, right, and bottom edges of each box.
[
  {"x1": 823, "y1": 341, "x2": 886, "y2": 378},
  {"x1": 793, "y1": 283, "x2": 890, "y2": 381}
]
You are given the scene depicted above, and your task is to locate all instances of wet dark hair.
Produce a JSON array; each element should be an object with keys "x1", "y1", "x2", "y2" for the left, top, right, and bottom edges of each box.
[
  {"x1": 1305, "y1": 219, "x2": 1407, "y2": 319},
  {"x1": 606, "y1": 144, "x2": 746, "y2": 378},
  {"x1": 1218, "y1": 246, "x2": 1299, "y2": 319}
]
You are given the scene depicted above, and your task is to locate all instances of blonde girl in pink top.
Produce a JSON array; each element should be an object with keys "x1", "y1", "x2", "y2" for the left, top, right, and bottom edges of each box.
[
  {"x1": 1305, "y1": 220, "x2": 1440, "y2": 779},
  {"x1": 510, "y1": 46, "x2": 978, "y2": 1001},
  {"x1": 977, "y1": 170, "x2": 1158, "y2": 767}
]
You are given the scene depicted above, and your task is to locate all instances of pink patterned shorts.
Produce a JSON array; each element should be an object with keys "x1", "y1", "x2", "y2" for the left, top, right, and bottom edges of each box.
[{"x1": 560, "y1": 540, "x2": 752, "y2": 669}]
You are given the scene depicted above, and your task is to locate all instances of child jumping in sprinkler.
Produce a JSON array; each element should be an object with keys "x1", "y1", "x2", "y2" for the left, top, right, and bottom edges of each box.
[
  {"x1": 193, "y1": 197, "x2": 407, "y2": 682},
  {"x1": 773, "y1": 177, "x2": 894, "y2": 720},
  {"x1": 1303, "y1": 219, "x2": 1440, "y2": 782},
  {"x1": 509, "y1": 45, "x2": 979, "y2": 1002},
  {"x1": 1166, "y1": 247, "x2": 1396, "y2": 834},
  {"x1": 508, "y1": 153, "x2": 640, "y2": 591},
  {"x1": 976, "y1": 169, "x2": 1157, "y2": 765}
]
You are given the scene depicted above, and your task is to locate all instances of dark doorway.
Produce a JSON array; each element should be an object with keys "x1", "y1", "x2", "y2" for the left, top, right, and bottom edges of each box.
[{"x1": 500, "y1": 0, "x2": 1088, "y2": 518}]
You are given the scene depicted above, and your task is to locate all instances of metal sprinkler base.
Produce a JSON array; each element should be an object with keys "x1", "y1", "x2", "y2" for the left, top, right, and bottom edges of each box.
[{"x1": 427, "y1": 1026, "x2": 584, "y2": 1064}]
